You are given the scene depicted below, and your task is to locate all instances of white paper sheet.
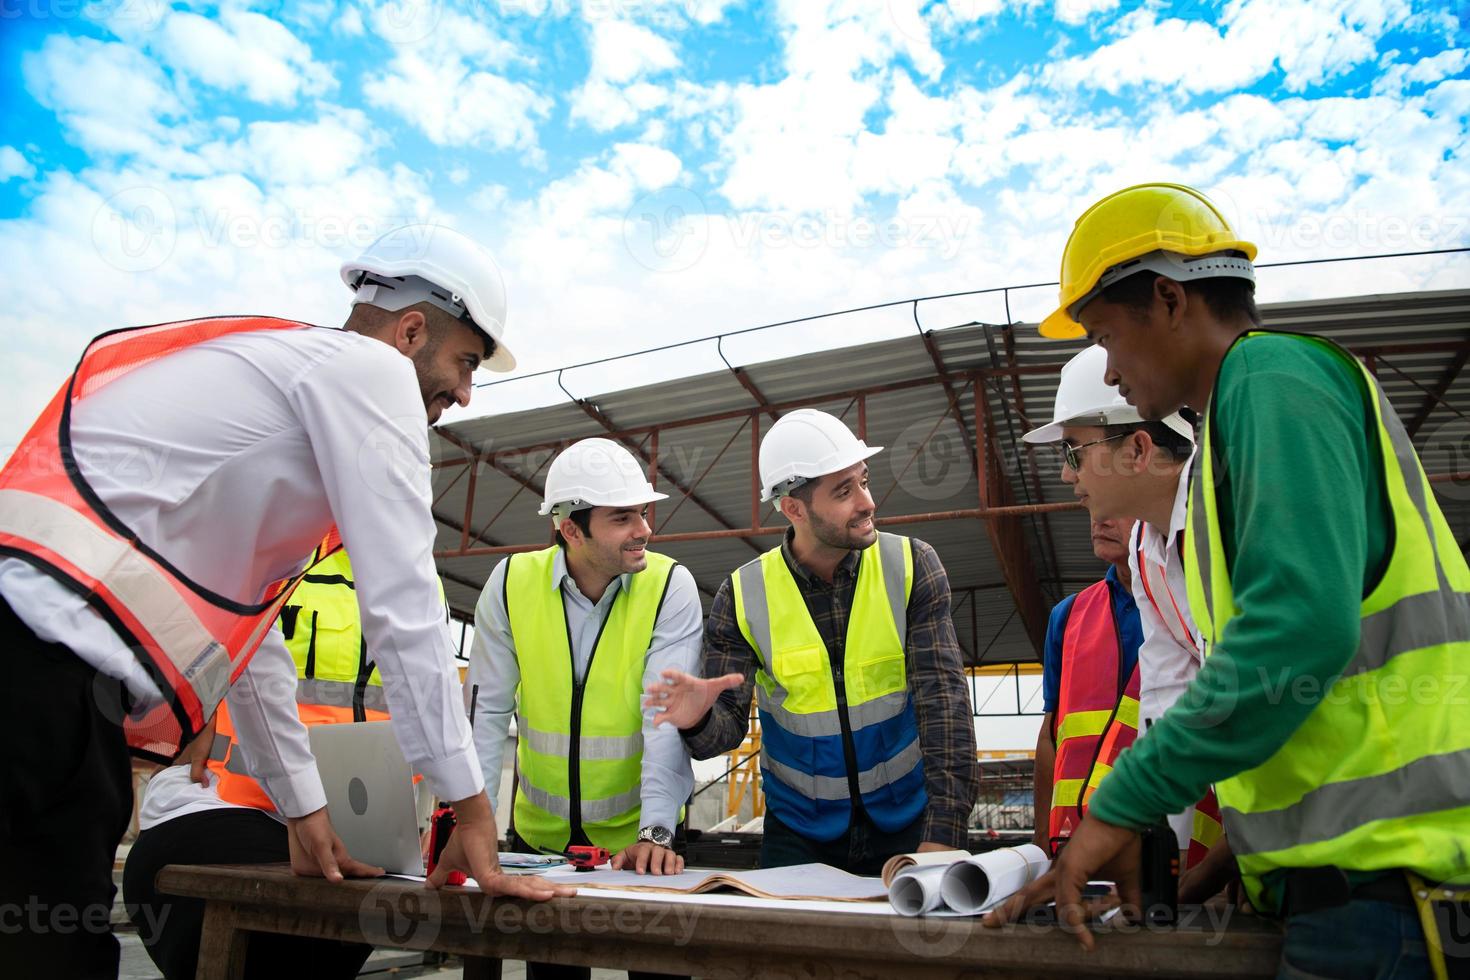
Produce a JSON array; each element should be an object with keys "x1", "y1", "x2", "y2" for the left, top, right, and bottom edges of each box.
[{"x1": 545, "y1": 863, "x2": 888, "y2": 901}]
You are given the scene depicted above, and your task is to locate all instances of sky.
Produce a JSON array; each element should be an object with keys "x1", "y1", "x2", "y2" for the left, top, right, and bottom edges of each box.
[{"x1": 1, "y1": 0, "x2": 1467, "y2": 452}]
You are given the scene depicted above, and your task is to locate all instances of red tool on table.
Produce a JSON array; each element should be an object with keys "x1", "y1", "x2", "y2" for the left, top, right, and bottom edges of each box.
[
  {"x1": 427, "y1": 805, "x2": 467, "y2": 886},
  {"x1": 564, "y1": 845, "x2": 611, "y2": 872}
]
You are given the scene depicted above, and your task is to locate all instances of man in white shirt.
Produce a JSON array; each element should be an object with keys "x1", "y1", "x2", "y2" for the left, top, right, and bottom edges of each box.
[
  {"x1": 1022, "y1": 345, "x2": 1221, "y2": 870},
  {"x1": 466, "y1": 438, "x2": 700, "y2": 980},
  {"x1": 0, "y1": 226, "x2": 571, "y2": 979}
]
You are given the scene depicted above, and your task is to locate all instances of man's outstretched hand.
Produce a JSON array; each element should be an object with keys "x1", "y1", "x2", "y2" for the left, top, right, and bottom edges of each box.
[{"x1": 643, "y1": 669, "x2": 744, "y2": 730}]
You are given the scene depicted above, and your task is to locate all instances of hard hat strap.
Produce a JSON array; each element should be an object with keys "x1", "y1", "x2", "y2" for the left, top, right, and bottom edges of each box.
[{"x1": 1068, "y1": 249, "x2": 1256, "y2": 322}]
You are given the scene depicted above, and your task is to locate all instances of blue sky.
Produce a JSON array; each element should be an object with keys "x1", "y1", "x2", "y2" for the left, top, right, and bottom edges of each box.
[{"x1": 1, "y1": 0, "x2": 1467, "y2": 446}]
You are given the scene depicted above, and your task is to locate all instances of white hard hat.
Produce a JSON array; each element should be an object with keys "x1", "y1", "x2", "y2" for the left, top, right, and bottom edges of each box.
[
  {"x1": 759, "y1": 409, "x2": 883, "y2": 502},
  {"x1": 341, "y1": 224, "x2": 516, "y2": 372},
  {"x1": 1022, "y1": 346, "x2": 1194, "y2": 445},
  {"x1": 538, "y1": 438, "x2": 669, "y2": 518}
]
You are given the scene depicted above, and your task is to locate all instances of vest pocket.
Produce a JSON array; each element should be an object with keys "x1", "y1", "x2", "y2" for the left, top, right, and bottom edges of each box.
[
  {"x1": 774, "y1": 642, "x2": 832, "y2": 706},
  {"x1": 855, "y1": 654, "x2": 905, "y2": 701}
]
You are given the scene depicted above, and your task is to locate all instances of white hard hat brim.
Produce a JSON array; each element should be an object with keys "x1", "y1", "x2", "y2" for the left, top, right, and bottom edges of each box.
[
  {"x1": 537, "y1": 488, "x2": 670, "y2": 516},
  {"x1": 1021, "y1": 411, "x2": 1195, "y2": 445}
]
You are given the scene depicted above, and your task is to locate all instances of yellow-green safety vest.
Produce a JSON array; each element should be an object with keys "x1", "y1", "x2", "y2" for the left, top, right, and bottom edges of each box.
[
  {"x1": 280, "y1": 548, "x2": 386, "y2": 719},
  {"x1": 732, "y1": 532, "x2": 927, "y2": 841},
  {"x1": 506, "y1": 546, "x2": 677, "y2": 853},
  {"x1": 1185, "y1": 330, "x2": 1470, "y2": 911}
]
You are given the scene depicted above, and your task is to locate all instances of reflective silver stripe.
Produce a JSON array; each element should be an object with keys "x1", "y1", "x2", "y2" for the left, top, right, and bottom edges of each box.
[
  {"x1": 295, "y1": 678, "x2": 388, "y2": 714},
  {"x1": 225, "y1": 745, "x2": 250, "y2": 775},
  {"x1": 757, "y1": 685, "x2": 910, "y2": 738},
  {"x1": 516, "y1": 777, "x2": 640, "y2": 824},
  {"x1": 876, "y1": 533, "x2": 908, "y2": 650},
  {"x1": 736, "y1": 559, "x2": 771, "y2": 665},
  {"x1": 518, "y1": 720, "x2": 569, "y2": 756},
  {"x1": 208, "y1": 732, "x2": 230, "y2": 762},
  {"x1": 1347, "y1": 589, "x2": 1470, "y2": 678},
  {"x1": 516, "y1": 777, "x2": 569, "y2": 820},
  {"x1": 761, "y1": 736, "x2": 923, "y2": 801},
  {"x1": 579, "y1": 784, "x2": 643, "y2": 823},
  {"x1": 1336, "y1": 379, "x2": 1470, "y2": 677},
  {"x1": 757, "y1": 684, "x2": 840, "y2": 737},
  {"x1": 580, "y1": 732, "x2": 642, "y2": 761},
  {"x1": 1222, "y1": 745, "x2": 1470, "y2": 857},
  {"x1": 518, "y1": 720, "x2": 642, "y2": 760},
  {"x1": 0, "y1": 488, "x2": 231, "y2": 709}
]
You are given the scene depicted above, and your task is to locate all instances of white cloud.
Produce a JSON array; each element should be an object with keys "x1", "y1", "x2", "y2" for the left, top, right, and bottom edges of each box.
[
  {"x1": 234, "y1": 110, "x2": 378, "y2": 186},
  {"x1": 571, "y1": 19, "x2": 681, "y2": 131},
  {"x1": 156, "y1": 10, "x2": 335, "y2": 105},
  {"x1": 0, "y1": 146, "x2": 35, "y2": 183},
  {"x1": 1044, "y1": 0, "x2": 1408, "y2": 95},
  {"x1": 362, "y1": 11, "x2": 549, "y2": 153},
  {"x1": 22, "y1": 36, "x2": 190, "y2": 161},
  {"x1": 1054, "y1": 0, "x2": 1118, "y2": 26},
  {"x1": 337, "y1": 5, "x2": 366, "y2": 36},
  {"x1": 591, "y1": 19, "x2": 679, "y2": 83}
]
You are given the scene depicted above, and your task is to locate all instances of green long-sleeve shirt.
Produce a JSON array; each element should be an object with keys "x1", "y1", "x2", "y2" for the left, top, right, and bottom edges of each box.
[{"x1": 1089, "y1": 333, "x2": 1390, "y2": 851}]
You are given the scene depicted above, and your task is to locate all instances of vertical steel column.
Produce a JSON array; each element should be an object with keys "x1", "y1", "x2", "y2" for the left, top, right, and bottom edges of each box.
[
  {"x1": 460, "y1": 458, "x2": 478, "y2": 553},
  {"x1": 647, "y1": 427, "x2": 659, "y2": 531},
  {"x1": 858, "y1": 394, "x2": 867, "y2": 441},
  {"x1": 750, "y1": 411, "x2": 761, "y2": 530}
]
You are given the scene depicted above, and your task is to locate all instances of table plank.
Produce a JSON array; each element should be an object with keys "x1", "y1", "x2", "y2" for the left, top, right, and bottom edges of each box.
[{"x1": 158, "y1": 863, "x2": 1281, "y2": 979}]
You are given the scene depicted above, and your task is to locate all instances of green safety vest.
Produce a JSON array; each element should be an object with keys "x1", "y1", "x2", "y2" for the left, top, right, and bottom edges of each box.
[
  {"x1": 506, "y1": 546, "x2": 677, "y2": 853},
  {"x1": 1184, "y1": 330, "x2": 1470, "y2": 911}
]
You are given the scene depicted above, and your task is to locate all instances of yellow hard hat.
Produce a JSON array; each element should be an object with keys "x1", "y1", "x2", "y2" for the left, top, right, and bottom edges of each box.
[{"x1": 1039, "y1": 182, "x2": 1258, "y2": 339}]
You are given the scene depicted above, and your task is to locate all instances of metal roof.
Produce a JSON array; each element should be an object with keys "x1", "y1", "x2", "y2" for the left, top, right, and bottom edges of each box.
[{"x1": 431, "y1": 288, "x2": 1470, "y2": 666}]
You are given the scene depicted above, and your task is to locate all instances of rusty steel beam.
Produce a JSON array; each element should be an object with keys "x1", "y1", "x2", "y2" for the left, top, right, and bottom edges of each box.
[
  {"x1": 432, "y1": 500, "x2": 1085, "y2": 559},
  {"x1": 974, "y1": 378, "x2": 1051, "y2": 656},
  {"x1": 432, "y1": 375, "x2": 948, "y2": 469},
  {"x1": 916, "y1": 315, "x2": 979, "y2": 472},
  {"x1": 573, "y1": 399, "x2": 762, "y2": 555},
  {"x1": 657, "y1": 416, "x2": 749, "y2": 535},
  {"x1": 731, "y1": 367, "x2": 780, "y2": 421},
  {"x1": 1001, "y1": 331, "x2": 1063, "y2": 596},
  {"x1": 431, "y1": 508, "x2": 507, "y2": 554},
  {"x1": 1407, "y1": 343, "x2": 1470, "y2": 438}
]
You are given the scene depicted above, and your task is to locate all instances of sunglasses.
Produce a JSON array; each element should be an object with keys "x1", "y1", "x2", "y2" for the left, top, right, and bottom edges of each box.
[{"x1": 1057, "y1": 432, "x2": 1130, "y2": 471}]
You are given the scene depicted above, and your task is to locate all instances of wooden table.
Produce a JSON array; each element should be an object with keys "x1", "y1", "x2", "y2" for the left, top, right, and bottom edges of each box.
[{"x1": 156, "y1": 863, "x2": 1283, "y2": 979}]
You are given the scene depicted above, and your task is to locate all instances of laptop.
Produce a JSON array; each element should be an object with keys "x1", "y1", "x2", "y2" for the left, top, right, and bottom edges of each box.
[{"x1": 309, "y1": 720, "x2": 425, "y2": 875}]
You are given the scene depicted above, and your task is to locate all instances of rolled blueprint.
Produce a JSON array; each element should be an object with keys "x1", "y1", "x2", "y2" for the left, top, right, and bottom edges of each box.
[
  {"x1": 939, "y1": 844, "x2": 1050, "y2": 915},
  {"x1": 888, "y1": 865, "x2": 950, "y2": 916}
]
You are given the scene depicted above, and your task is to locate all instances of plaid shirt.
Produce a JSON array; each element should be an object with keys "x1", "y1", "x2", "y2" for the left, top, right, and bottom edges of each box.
[{"x1": 683, "y1": 530, "x2": 979, "y2": 848}]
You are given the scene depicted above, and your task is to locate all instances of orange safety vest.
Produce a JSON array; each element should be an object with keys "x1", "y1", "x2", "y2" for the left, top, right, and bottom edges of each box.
[
  {"x1": 0, "y1": 316, "x2": 339, "y2": 763},
  {"x1": 1133, "y1": 528, "x2": 1225, "y2": 869},
  {"x1": 1049, "y1": 579, "x2": 1137, "y2": 852},
  {"x1": 208, "y1": 533, "x2": 390, "y2": 812}
]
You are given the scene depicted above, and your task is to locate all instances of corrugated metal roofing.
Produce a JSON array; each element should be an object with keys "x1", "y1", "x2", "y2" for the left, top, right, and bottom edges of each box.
[{"x1": 432, "y1": 288, "x2": 1470, "y2": 666}]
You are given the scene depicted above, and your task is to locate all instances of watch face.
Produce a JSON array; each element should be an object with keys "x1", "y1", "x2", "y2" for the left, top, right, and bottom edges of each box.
[{"x1": 642, "y1": 825, "x2": 673, "y2": 847}]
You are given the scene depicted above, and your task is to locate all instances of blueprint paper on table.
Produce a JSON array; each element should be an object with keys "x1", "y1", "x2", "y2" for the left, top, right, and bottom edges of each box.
[
  {"x1": 545, "y1": 863, "x2": 888, "y2": 902},
  {"x1": 888, "y1": 844, "x2": 1050, "y2": 916}
]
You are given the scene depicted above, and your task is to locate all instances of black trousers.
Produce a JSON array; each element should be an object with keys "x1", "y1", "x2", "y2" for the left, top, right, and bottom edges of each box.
[
  {"x1": 506, "y1": 831, "x2": 687, "y2": 980},
  {"x1": 0, "y1": 597, "x2": 134, "y2": 979},
  {"x1": 759, "y1": 807, "x2": 924, "y2": 876},
  {"x1": 124, "y1": 807, "x2": 373, "y2": 979}
]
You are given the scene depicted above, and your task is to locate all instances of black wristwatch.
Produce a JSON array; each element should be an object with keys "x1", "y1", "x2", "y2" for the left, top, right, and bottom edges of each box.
[{"x1": 637, "y1": 825, "x2": 674, "y2": 848}]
